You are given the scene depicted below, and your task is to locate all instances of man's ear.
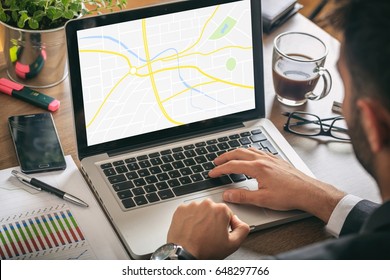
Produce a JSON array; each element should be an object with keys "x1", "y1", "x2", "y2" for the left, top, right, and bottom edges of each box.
[{"x1": 356, "y1": 98, "x2": 390, "y2": 153}]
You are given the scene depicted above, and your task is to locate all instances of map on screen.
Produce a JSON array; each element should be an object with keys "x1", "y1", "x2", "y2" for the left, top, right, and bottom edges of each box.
[{"x1": 77, "y1": 0, "x2": 255, "y2": 146}]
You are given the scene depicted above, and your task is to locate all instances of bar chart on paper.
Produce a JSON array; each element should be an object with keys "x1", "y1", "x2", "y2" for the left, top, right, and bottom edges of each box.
[{"x1": 0, "y1": 204, "x2": 95, "y2": 260}]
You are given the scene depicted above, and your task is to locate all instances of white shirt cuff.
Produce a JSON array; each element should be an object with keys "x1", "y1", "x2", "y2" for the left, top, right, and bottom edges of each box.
[{"x1": 325, "y1": 194, "x2": 363, "y2": 237}]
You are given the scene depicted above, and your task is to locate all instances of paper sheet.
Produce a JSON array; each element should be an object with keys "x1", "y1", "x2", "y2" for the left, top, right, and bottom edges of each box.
[{"x1": 0, "y1": 155, "x2": 129, "y2": 260}]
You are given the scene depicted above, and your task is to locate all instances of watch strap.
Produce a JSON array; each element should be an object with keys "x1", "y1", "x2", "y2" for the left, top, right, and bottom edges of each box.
[{"x1": 176, "y1": 246, "x2": 197, "y2": 260}]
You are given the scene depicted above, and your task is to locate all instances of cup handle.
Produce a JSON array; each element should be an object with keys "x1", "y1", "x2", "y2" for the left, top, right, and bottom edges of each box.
[{"x1": 306, "y1": 67, "x2": 332, "y2": 101}]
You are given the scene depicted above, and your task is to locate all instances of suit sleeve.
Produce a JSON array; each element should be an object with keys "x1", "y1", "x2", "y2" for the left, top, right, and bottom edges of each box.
[
  {"x1": 326, "y1": 195, "x2": 363, "y2": 237},
  {"x1": 339, "y1": 199, "x2": 380, "y2": 236}
]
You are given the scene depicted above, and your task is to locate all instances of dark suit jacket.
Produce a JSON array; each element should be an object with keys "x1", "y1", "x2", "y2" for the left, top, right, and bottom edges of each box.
[{"x1": 276, "y1": 200, "x2": 390, "y2": 259}]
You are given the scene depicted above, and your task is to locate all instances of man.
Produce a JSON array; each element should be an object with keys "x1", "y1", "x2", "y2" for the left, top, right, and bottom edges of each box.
[{"x1": 164, "y1": 0, "x2": 390, "y2": 259}]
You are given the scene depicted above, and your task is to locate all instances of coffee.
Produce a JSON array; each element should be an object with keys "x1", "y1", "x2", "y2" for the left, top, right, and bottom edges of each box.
[{"x1": 273, "y1": 54, "x2": 320, "y2": 103}]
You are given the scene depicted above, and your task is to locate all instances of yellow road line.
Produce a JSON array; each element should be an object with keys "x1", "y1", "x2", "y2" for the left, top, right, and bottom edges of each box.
[{"x1": 142, "y1": 19, "x2": 183, "y2": 125}]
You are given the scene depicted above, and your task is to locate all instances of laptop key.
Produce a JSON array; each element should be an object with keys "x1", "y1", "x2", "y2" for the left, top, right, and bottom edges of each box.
[
  {"x1": 184, "y1": 150, "x2": 196, "y2": 158},
  {"x1": 117, "y1": 190, "x2": 133, "y2": 199},
  {"x1": 132, "y1": 187, "x2": 146, "y2": 196},
  {"x1": 115, "y1": 165, "x2": 128, "y2": 174},
  {"x1": 149, "y1": 166, "x2": 162, "y2": 174},
  {"x1": 158, "y1": 189, "x2": 175, "y2": 200},
  {"x1": 179, "y1": 176, "x2": 192, "y2": 185},
  {"x1": 127, "y1": 162, "x2": 140, "y2": 171},
  {"x1": 113, "y1": 160, "x2": 125, "y2": 166},
  {"x1": 157, "y1": 173, "x2": 169, "y2": 181},
  {"x1": 101, "y1": 163, "x2": 112, "y2": 169},
  {"x1": 191, "y1": 165, "x2": 204, "y2": 173},
  {"x1": 139, "y1": 160, "x2": 151, "y2": 168},
  {"x1": 149, "y1": 152, "x2": 160, "y2": 158},
  {"x1": 251, "y1": 129, "x2": 262, "y2": 134},
  {"x1": 228, "y1": 139, "x2": 240, "y2": 148},
  {"x1": 240, "y1": 131, "x2": 251, "y2": 137},
  {"x1": 183, "y1": 158, "x2": 196, "y2": 166},
  {"x1": 172, "y1": 161, "x2": 185, "y2": 169},
  {"x1": 172, "y1": 147, "x2": 184, "y2": 153},
  {"x1": 126, "y1": 171, "x2": 139, "y2": 180},
  {"x1": 125, "y1": 157, "x2": 136, "y2": 163},
  {"x1": 168, "y1": 170, "x2": 181, "y2": 179},
  {"x1": 112, "y1": 181, "x2": 134, "y2": 191},
  {"x1": 161, "y1": 149, "x2": 172, "y2": 155},
  {"x1": 206, "y1": 139, "x2": 217, "y2": 145},
  {"x1": 137, "y1": 155, "x2": 148, "y2": 161},
  {"x1": 230, "y1": 174, "x2": 247, "y2": 182},
  {"x1": 103, "y1": 168, "x2": 116, "y2": 177},
  {"x1": 137, "y1": 169, "x2": 150, "y2": 177},
  {"x1": 250, "y1": 133, "x2": 267, "y2": 142},
  {"x1": 239, "y1": 137, "x2": 251, "y2": 145},
  {"x1": 202, "y1": 162, "x2": 215, "y2": 170},
  {"x1": 145, "y1": 175, "x2": 158, "y2": 184},
  {"x1": 190, "y1": 173, "x2": 203, "y2": 182},
  {"x1": 261, "y1": 140, "x2": 278, "y2": 155},
  {"x1": 150, "y1": 157, "x2": 163, "y2": 165},
  {"x1": 161, "y1": 163, "x2": 173, "y2": 171},
  {"x1": 156, "y1": 181, "x2": 169, "y2": 190},
  {"x1": 134, "y1": 195, "x2": 148, "y2": 206},
  {"x1": 133, "y1": 178, "x2": 146, "y2": 186},
  {"x1": 144, "y1": 184, "x2": 157, "y2": 193},
  {"x1": 167, "y1": 179, "x2": 180, "y2": 188},
  {"x1": 108, "y1": 174, "x2": 126, "y2": 184},
  {"x1": 172, "y1": 176, "x2": 232, "y2": 196},
  {"x1": 146, "y1": 193, "x2": 160, "y2": 203},
  {"x1": 205, "y1": 153, "x2": 217, "y2": 161},
  {"x1": 122, "y1": 198, "x2": 136, "y2": 209}
]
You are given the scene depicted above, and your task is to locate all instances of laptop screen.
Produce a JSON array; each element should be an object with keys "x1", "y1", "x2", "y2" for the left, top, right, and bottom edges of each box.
[{"x1": 66, "y1": 0, "x2": 264, "y2": 158}]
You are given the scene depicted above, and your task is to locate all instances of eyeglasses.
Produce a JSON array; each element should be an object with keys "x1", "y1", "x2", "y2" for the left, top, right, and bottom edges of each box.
[{"x1": 283, "y1": 111, "x2": 351, "y2": 141}]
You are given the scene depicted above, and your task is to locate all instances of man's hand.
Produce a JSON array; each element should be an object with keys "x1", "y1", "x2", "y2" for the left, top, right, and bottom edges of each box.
[
  {"x1": 167, "y1": 199, "x2": 250, "y2": 259},
  {"x1": 209, "y1": 148, "x2": 345, "y2": 223}
]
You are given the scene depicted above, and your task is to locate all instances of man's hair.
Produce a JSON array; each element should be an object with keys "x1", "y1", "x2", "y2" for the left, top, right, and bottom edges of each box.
[{"x1": 329, "y1": 0, "x2": 390, "y2": 110}]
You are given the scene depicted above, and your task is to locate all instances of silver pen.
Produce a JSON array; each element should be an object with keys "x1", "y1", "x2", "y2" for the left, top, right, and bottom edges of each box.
[{"x1": 11, "y1": 170, "x2": 89, "y2": 207}]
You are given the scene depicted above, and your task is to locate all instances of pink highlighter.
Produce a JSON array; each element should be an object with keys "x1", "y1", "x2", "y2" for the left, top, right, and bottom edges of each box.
[{"x1": 0, "y1": 78, "x2": 60, "y2": 112}]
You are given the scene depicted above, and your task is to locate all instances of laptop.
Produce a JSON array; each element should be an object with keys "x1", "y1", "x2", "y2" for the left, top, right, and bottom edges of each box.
[{"x1": 65, "y1": 0, "x2": 313, "y2": 259}]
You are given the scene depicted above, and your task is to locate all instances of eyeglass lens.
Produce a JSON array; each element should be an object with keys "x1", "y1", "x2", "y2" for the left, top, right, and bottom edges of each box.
[
  {"x1": 287, "y1": 112, "x2": 350, "y2": 140},
  {"x1": 288, "y1": 112, "x2": 322, "y2": 136}
]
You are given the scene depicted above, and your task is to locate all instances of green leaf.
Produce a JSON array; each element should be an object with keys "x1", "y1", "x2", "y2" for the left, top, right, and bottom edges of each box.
[
  {"x1": 28, "y1": 18, "x2": 39, "y2": 29},
  {"x1": 63, "y1": 10, "x2": 75, "y2": 20},
  {"x1": 47, "y1": 6, "x2": 63, "y2": 21},
  {"x1": 33, "y1": 10, "x2": 46, "y2": 22},
  {"x1": 17, "y1": 12, "x2": 29, "y2": 29}
]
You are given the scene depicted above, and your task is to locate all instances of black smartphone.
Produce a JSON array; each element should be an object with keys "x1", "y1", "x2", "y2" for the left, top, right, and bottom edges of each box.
[{"x1": 8, "y1": 113, "x2": 66, "y2": 174}]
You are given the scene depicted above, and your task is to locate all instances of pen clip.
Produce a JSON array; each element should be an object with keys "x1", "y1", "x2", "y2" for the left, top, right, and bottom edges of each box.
[
  {"x1": 15, "y1": 177, "x2": 42, "y2": 191},
  {"x1": 11, "y1": 170, "x2": 42, "y2": 192}
]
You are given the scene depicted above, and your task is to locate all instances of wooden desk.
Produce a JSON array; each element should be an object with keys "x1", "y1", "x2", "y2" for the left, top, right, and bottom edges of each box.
[{"x1": 0, "y1": 2, "x2": 380, "y2": 259}]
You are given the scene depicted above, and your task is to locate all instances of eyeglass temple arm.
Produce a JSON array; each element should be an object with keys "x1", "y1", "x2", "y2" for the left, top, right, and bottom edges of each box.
[{"x1": 283, "y1": 112, "x2": 348, "y2": 132}]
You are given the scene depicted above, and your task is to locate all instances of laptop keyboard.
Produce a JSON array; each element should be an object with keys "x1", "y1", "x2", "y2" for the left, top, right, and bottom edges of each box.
[{"x1": 100, "y1": 128, "x2": 278, "y2": 210}]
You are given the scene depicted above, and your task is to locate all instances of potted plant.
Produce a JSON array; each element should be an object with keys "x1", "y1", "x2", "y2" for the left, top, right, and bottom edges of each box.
[{"x1": 0, "y1": 0, "x2": 127, "y2": 88}]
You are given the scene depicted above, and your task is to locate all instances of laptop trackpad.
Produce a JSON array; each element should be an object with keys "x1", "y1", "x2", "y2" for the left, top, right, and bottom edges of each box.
[{"x1": 183, "y1": 187, "x2": 274, "y2": 229}]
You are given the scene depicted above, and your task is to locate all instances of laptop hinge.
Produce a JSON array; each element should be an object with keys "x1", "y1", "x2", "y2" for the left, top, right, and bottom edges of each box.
[{"x1": 107, "y1": 122, "x2": 244, "y2": 158}]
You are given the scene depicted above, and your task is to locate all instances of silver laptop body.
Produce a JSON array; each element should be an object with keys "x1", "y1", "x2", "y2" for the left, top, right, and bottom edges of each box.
[{"x1": 66, "y1": 0, "x2": 313, "y2": 259}]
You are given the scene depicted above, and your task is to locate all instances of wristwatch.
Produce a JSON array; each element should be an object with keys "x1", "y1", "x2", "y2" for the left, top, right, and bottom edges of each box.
[{"x1": 150, "y1": 243, "x2": 197, "y2": 260}]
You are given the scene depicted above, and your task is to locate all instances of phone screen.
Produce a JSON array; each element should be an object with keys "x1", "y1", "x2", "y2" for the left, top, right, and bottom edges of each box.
[{"x1": 8, "y1": 113, "x2": 66, "y2": 173}]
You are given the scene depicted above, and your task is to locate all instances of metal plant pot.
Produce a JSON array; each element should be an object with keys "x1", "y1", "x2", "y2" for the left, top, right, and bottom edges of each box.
[{"x1": 1, "y1": 22, "x2": 68, "y2": 88}]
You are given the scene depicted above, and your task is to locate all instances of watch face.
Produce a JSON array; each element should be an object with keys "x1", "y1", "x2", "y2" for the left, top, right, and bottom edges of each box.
[{"x1": 151, "y1": 243, "x2": 176, "y2": 260}]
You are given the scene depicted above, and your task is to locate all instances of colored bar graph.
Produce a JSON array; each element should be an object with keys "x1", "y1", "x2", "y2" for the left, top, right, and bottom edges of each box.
[{"x1": 0, "y1": 206, "x2": 87, "y2": 259}]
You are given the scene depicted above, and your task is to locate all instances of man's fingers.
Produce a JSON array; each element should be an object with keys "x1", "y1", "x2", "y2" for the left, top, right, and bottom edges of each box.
[
  {"x1": 209, "y1": 160, "x2": 259, "y2": 178},
  {"x1": 229, "y1": 215, "x2": 250, "y2": 245},
  {"x1": 223, "y1": 188, "x2": 261, "y2": 206},
  {"x1": 214, "y1": 148, "x2": 266, "y2": 165}
]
